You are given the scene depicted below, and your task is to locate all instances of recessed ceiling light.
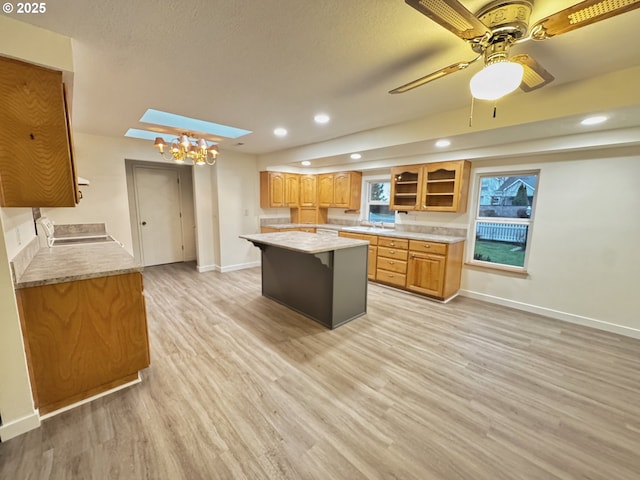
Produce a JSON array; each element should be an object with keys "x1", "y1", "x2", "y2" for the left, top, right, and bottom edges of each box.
[
  {"x1": 314, "y1": 113, "x2": 330, "y2": 124},
  {"x1": 581, "y1": 115, "x2": 608, "y2": 126},
  {"x1": 350, "y1": 153, "x2": 362, "y2": 160},
  {"x1": 435, "y1": 139, "x2": 451, "y2": 148},
  {"x1": 301, "y1": 160, "x2": 311, "y2": 166},
  {"x1": 273, "y1": 127, "x2": 288, "y2": 137}
]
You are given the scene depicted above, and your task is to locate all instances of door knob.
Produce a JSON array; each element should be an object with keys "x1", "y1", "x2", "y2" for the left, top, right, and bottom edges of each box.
[{"x1": 141, "y1": 221, "x2": 147, "y2": 226}]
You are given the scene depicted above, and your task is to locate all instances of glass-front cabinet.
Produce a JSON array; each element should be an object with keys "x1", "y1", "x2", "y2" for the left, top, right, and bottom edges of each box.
[
  {"x1": 390, "y1": 166, "x2": 422, "y2": 211},
  {"x1": 390, "y1": 160, "x2": 471, "y2": 214}
]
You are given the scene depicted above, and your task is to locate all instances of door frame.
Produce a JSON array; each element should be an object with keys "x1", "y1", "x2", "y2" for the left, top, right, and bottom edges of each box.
[{"x1": 126, "y1": 161, "x2": 194, "y2": 266}]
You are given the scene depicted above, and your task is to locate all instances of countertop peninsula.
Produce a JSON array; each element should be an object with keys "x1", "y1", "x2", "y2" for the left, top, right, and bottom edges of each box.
[{"x1": 14, "y1": 241, "x2": 142, "y2": 289}]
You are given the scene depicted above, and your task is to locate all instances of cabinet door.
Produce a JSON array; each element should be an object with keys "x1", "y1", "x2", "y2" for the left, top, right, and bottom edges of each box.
[
  {"x1": 422, "y1": 160, "x2": 471, "y2": 213},
  {"x1": 333, "y1": 172, "x2": 352, "y2": 207},
  {"x1": 406, "y1": 252, "x2": 446, "y2": 297},
  {"x1": 17, "y1": 273, "x2": 150, "y2": 414},
  {"x1": 299, "y1": 174, "x2": 317, "y2": 207},
  {"x1": 368, "y1": 245, "x2": 377, "y2": 280},
  {"x1": 390, "y1": 166, "x2": 422, "y2": 211},
  {"x1": 0, "y1": 56, "x2": 78, "y2": 207},
  {"x1": 318, "y1": 174, "x2": 334, "y2": 207},
  {"x1": 285, "y1": 173, "x2": 299, "y2": 206}
]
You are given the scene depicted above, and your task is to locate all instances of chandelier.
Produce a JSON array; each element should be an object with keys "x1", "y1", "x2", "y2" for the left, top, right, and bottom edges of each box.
[{"x1": 153, "y1": 133, "x2": 219, "y2": 165}]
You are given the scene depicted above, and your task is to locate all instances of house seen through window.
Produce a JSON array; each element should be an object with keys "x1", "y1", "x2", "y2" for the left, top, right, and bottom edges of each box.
[
  {"x1": 472, "y1": 172, "x2": 539, "y2": 270},
  {"x1": 366, "y1": 180, "x2": 394, "y2": 224}
]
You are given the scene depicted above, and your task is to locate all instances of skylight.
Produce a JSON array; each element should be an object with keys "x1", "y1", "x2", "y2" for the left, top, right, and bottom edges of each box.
[{"x1": 139, "y1": 109, "x2": 252, "y2": 139}]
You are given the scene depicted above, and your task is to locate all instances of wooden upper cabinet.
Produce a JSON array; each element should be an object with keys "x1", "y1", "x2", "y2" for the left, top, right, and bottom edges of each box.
[
  {"x1": 299, "y1": 174, "x2": 317, "y2": 207},
  {"x1": 0, "y1": 56, "x2": 79, "y2": 207},
  {"x1": 318, "y1": 171, "x2": 362, "y2": 209},
  {"x1": 421, "y1": 160, "x2": 471, "y2": 213},
  {"x1": 284, "y1": 173, "x2": 299, "y2": 207},
  {"x1": 261, "y1": 170, "x2": 361, "y2": 210},
  {"x1": 390, "y1": 165, "x2": 422, "y2": 211},
  {"x1": 318, "y1": 173, "x2": 334, "y2": 207},
  {"x1": 333, "y1": 171, "x2": 361, "y2": 209},
  {"x1": 390, "y1": 160, "x2": 471, "y2": 213},
  {"x1": 260, "y1": 171, "x2": 285, "y2": 208}
]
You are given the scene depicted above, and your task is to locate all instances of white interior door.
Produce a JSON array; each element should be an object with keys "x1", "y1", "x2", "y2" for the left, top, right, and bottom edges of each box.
[{"x1": 134, "y1": 166, "x2": 184, "y2": 266}]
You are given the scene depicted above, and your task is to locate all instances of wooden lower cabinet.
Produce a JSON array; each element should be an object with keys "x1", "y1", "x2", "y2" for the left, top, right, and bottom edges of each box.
[
  {"x1": 16, "y1": 272, "x2": 150, "y2": 414},
  {"x1": 376, "y1": 236, "x2": 408, "y2": 288},
  {"x1": 338, "y1": 232, "x2": 377, "y2": 280},
  {"x1": 341, "y1": 231, "x2": 464, "y2": 300},
  {"x1": 406, "y1": 240, "x2": 464, "y2": 300}
]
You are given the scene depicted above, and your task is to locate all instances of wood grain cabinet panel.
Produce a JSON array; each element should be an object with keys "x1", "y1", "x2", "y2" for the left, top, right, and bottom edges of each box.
[
  {"x1": 17, "y1": 272, "x2": 150, "y2": 414},
  {"x1": 260, "y1": 172, "x2": 285, "y2": 208},
  {"x1": 406, "y1": 241, "x2": 465, "y2": 300},
  {"x1": 299, "y1": 174, "x2": 317, "y2": 207},
  {"x1": 0, "y1": 56, "x2": 79, "y2": 207}
]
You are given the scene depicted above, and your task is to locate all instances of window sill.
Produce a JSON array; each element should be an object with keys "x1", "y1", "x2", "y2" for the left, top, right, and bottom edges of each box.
[{"x1": 464, "y1": 260, "x2": 530, "y2": 277}]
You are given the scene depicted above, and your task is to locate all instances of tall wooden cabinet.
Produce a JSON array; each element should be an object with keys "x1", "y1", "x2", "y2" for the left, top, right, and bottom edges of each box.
[
  {"x1": 0, "y1": 56, "x2": 79, "y2": 207},
  {"x1": 390, "y1": 160, "x2": 471, "y2": 213}
]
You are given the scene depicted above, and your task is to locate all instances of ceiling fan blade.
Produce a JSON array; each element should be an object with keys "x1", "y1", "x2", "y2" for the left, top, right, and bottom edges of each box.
[
  {"x1": 405, "y1": 0, "x2": 490, "y2": 41},
  {"x1": 530, "y1": 0, "x2": 640, "y2": 40},
  {"x1": 511, "y1": 54, "x2": 555, "y2": 92},
  {"x1": 389, "y1": 56, "x2": 481, "y2": 94}
]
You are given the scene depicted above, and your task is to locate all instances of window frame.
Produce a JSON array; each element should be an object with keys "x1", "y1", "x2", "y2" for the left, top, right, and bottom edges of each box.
[
  {"x1": 468, "y1": 169, "x2": 540, "y2": 273},
  {"x1": 361, "y1": 175, "x2": 394, "y2": 226}
]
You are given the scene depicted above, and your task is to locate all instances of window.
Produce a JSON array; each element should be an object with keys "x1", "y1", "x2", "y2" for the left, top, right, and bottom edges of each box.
[
  {"x1": 471, "y1": 172, "x2": 539, "y2": 271},
  {"x1": 365, "y1": 179, "x2": 394, "y2": 224}
]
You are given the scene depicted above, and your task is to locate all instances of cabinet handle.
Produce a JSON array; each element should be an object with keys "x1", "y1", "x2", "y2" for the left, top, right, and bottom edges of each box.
[
  {"x1": 423, "y1": 244, "x2": 430, "y2": 248},
  {"x1": 389, "y1": 249, "x2": 395, "y2": 254},
  {"x1": 389, "y1": 261, "x2": 394, "y2": 265}
]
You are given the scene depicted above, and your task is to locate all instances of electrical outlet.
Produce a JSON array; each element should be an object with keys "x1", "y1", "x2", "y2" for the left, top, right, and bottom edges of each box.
[{"x1": 16, "y1": 228, "x2": 21, "y2": 246}]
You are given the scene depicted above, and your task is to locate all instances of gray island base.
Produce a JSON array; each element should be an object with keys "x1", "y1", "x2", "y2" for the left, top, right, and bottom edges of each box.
[{"x1": 240, "y1": 232, "x2": 369, "y2": 329}]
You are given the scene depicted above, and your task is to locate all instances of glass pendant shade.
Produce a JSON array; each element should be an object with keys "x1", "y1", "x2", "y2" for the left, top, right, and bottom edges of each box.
[{"x1": 469, "y1": 61, "x2": 524, "y2": 101}]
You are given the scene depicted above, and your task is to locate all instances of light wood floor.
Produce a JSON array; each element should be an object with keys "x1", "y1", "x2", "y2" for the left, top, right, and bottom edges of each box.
[{"x1": 1, "y1": 262, "x2": 639, "y2": 479}]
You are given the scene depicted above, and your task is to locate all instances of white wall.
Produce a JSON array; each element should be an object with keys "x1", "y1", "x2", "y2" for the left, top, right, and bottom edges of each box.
[
  {"x1": 214, "y1": 151, "x2": 261, "y2": 271},
  {"x1": 460, "y1": 147, "x2": 640, "y2": 337}
]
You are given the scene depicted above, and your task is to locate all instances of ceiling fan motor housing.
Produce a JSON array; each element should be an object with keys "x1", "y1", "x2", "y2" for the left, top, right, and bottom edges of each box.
[{"x1": 472, "y1": 0, "x2": 533, "y2": 53}]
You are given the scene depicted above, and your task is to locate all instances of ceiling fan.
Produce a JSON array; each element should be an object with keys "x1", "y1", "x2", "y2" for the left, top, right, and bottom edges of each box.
[{"x1": 390, "y1": 0, "x2": 640, "y2": 100}]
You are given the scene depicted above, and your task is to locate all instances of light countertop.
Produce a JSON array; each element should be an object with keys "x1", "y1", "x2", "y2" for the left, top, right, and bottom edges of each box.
[
  {"x1": 240, "y1": 231, "x2": 369, "y2": 254},
  {"x1": 262, "y1": 223, "x2": 466, "y2": 244},
  {"x1": 15, "y1": 241, "x2": 142, "y2": 289}
]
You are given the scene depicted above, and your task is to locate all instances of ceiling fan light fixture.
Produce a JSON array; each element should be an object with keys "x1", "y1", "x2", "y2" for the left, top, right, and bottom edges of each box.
[{"x1": 469, "y1": 60, "x2": 524, "y2": 101}]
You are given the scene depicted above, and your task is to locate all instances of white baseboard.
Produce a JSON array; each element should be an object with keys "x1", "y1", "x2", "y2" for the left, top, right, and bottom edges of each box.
[
  {"x1": 0, "y1": 411, "x2": 40, "y2": 442},
  {"x1": 196, "y1": 263, "x2": 219, "y2": 273},
  {"x1": 219, "y1": 261, "x2": 260, "y2": 273},
  {"x1": 459, "y1": 289, "x2": 640, "y2": 340}
]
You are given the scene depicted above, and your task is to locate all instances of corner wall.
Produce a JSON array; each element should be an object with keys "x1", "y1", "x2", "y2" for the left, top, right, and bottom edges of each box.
[{"x1": 460, "y1": 147, "x2": 640, "y2": 337}]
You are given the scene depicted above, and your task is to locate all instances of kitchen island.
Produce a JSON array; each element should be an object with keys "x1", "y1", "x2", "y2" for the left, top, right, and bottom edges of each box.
[{"x1": 240, "y1": 231, "x2": 369, "y2": 329}]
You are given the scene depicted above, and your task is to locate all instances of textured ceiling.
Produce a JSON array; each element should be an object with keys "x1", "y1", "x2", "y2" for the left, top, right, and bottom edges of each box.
[{"x1": 11, "y1": 0, "x2": 640, "y2": 164}]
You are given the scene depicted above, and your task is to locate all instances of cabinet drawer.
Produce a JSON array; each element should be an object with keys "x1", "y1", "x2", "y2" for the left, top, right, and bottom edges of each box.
[
  {"x1": 378, "y1": 237, "x2": 409, "y2": 249},
  {"x1": 377, "y1": 258, "x2": 407, "y2": 274},
  {"x1": 377, "y1": 246, "x2": 408, "y2": 260},
  {"x1": 339, "y1": 232, "x2": 378, "y2": 245},
  {"x1": 409, "y1": 240, "x2": 447, "y2": 255},
  {"x1": 376, "y1": 269, "x2": 407, "y2": 288}
]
